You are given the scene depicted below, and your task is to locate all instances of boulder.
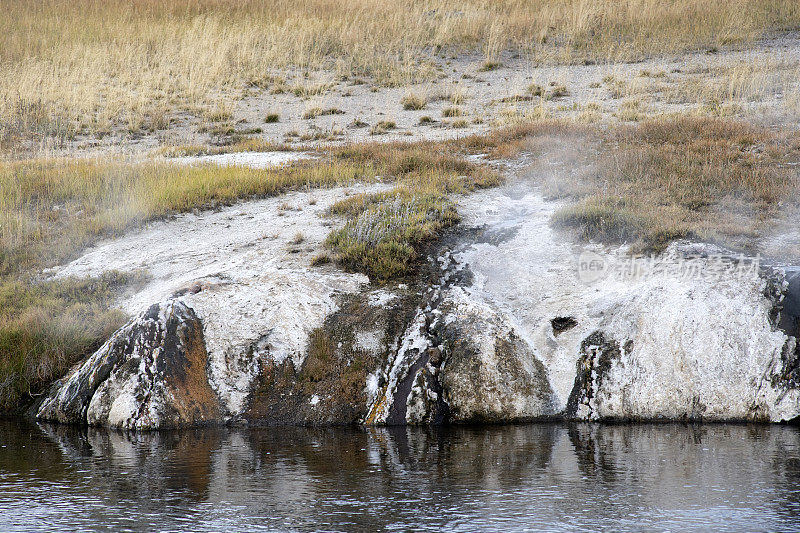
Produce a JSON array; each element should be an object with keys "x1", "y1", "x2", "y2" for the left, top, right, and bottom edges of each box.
[{"x1": 38, "y1": 300, "x2": 220, "y2": 429}]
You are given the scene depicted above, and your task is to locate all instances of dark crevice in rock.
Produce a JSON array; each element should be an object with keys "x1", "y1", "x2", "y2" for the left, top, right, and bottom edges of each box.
[
  {"x1": 566, "y1": 331, "x2": 622, "y2": 420},
  {"x1": 245, "y1": 288, "x2": 422, "y2": 426},
  {"x1": 379, "y1": 247, "x2": 465, "y2": 426},
  {"x1": 778, "y1": 269, "x2": 800, "y2": 339},
  {"x1": 765, "y1": 267, "x2": 800, "y2": 390},
  {"x1": 551, "y1": 316, "x2": 578, "y2": 335},
  {"x1": 386, "y1": 353, "x2": 428, "y2": 425}
]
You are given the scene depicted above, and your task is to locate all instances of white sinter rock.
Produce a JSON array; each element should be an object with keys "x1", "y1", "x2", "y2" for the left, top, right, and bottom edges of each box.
[
  {"x1": 439, "y1": 180, "x2": 799, "y2": 422},
  {"x1": 40, "y1": 185, "x2": 386, "y2": 425},
  {"x1": 36, "y1": 167, "x2": 800, "y2": 428}
]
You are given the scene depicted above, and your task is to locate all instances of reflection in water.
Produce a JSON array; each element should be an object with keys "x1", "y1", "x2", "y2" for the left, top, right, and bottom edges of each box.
[{"x1": 1, "y1": 420, "x2": 799, "y2": 532}]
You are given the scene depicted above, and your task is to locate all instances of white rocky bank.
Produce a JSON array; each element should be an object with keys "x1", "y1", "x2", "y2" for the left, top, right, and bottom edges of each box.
[
  {"x1": 36, "y1": 166, "x2": 800, "y2": 428},
  {"x1": 39, "y1": 179, "x2": 385, "y2": 428},
  {"x1": 365, "y1": 180, "x2": 800, "y2": 424}
]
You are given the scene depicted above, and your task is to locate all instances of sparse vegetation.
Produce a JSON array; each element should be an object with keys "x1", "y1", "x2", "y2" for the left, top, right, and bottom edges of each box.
[
  {"x1": 442, "y1": 107, "x2": 464, "y2": 118},
  {"x1": 663, "y1": 57, "x2": 800, "y2": 112},
  {"x1": 527, "y1": 84, "x2": 544, "y2": 97},
  {"x1": 498, "y1": 94, "x2": 535, "y2": 104},
  {"x1": 157, "y1": 138, "x2": 291, "y2": 157},
  {"x1": 265, "y1": 113, "x2": 280, "y2": 123},
  {"x1": 303, "y1": 107, "x2": 345, "y2": 119},
  {"x1": 551, "y1": 117, "x2": 800, "y2": 252},
  {"x1": 310, "y1": 253, "x2": 332, "y2": 266},
  {"x1": 204, "y1": 107, "x2": 234, "y2": 123},
  {"x1": 496, "y1": 103, "x2": 549, "y2": 125},
  {"x1": 299, "y1": 126, "x2": 345, "y2": 141},
  {"x1": 614, "y1": 100, "x2": 645, "y2": 121},
  {"x1": 478, "y1": 61, "x2": 502, "y2": 72},
  {"x1": 448, "y1": 87, "x2": 469, "y2": 105},
  {"x1": 578, "y1": 103, "x2": 603, "y2": 123},
  {"x1": 401, "y1": 93, "x2": 427, "y2": 110},
  {"x1": 369, "y1": 121, "x2": 396, "y2": 135},
  {"x1": 291, "y1": 83, "x2": 333, "y2": 99},
  {"x1": 607, "y1": 80, "x2": 627, "y2": 99},
  {"x1": 4, "y1": 0, "x2": 798, "y2": 150},
  {"x1": 546, "y1": 85, "x2": 570, "y2": 100},
  {"x1": 327, "y1": 192, "x2": 458, "y2": 279}
]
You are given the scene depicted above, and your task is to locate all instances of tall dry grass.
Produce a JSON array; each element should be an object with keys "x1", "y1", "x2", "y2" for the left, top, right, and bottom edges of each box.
[
  {"x1": 662, "y1": 57, "x2": 800, "y2": 113},
  {"x1": 2, "y1": 0, "x2": 799, "y2": 148}
]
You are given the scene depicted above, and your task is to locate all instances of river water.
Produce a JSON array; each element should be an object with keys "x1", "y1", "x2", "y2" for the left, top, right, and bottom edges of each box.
[{"x1": 1, "y1": 420, "x2": 799, "y2": 532}]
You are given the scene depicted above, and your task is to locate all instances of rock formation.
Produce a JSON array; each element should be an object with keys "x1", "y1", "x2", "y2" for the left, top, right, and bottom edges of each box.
[{"x1": 36, "y1": 184, "x2": 800, "y2": 428}]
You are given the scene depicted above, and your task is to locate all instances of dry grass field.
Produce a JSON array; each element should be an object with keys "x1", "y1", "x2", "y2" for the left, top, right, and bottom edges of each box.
[
  {"x1": 1, "y1": 0, "x2": 799, "y2": 150},
  {"x1": 550, "y1": 118, "x2": 800, "y2": 252}
]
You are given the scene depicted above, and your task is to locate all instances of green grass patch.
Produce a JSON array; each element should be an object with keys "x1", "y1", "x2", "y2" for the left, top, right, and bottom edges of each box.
[
  {"x1": 326, "y1": 141, "x2": 501, "y2": 279},
  {"x1": 326, "y1": 190, "x2": 458, "y2": 279}
]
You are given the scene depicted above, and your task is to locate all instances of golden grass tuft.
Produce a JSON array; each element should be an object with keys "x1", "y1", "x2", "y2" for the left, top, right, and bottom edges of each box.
[
  {"x1": 369, "y1": 121, "x2": 396, "y2": 135},
  {"x1": 302, "y1": 107, "x2": 345, "y2": 120},
  {"x1": 401, "y1": 92, "x2": 427, "y2": 110}
]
